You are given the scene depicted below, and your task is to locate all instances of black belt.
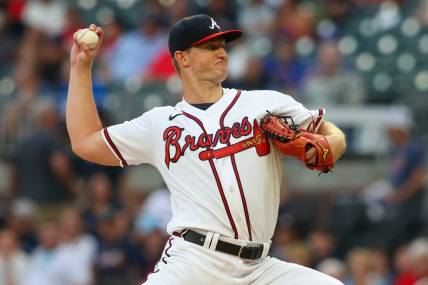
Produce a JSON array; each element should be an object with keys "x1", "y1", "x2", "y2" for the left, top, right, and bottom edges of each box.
[{"x1": 176, "y1": 230, "x2": 264, "y2": 260}]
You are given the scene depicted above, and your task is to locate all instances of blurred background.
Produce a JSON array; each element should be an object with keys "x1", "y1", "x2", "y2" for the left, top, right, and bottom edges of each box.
[{"x1": 0, "y1": 0, "x2": 427, "y2": 284}]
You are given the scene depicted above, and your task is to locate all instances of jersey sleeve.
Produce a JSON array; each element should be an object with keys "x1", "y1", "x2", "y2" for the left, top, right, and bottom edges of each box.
[
  {"x1": 101, "y1": 111, "x2": 154, "y2": 167},
  {"x1": 264, "y1": 91, "x2": 325, "y2": 133},
  {"x1": 299, "y1": 108, "x2": 325, "y2": 133}
]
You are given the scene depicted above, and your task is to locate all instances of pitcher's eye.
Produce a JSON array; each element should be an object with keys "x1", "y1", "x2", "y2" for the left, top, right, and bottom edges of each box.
[{"x1": 205, "y1": 43, "x2": 225, "y2": 50}]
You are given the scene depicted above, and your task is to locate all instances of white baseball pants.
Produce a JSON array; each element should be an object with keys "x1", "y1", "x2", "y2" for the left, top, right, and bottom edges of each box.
[{"x1": 141, "y1": 236, "x2": 344, "y2": 285}]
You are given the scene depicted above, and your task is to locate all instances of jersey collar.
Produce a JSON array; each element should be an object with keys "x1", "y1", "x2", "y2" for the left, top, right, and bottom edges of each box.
[{"x1": 176, "y1": 88, "x2": 237, "y2": 117}]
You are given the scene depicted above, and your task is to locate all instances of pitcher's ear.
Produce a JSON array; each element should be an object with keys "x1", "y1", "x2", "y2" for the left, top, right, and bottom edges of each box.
[{"x1": 175, "y1": 50, "x2": 190, "y2": 68}]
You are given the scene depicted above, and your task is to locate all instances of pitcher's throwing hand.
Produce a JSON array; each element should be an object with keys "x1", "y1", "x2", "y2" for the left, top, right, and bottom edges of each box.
[{"x1": 70, "y1": 24, "x2": 103, "y2": 68}]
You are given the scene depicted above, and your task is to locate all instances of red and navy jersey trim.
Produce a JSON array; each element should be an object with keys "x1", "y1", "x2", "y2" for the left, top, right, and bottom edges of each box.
[
  {"x1": 161, "y1": 237, "x2": 174, "y2": 264},
  {"x1": 182, "y1": 110, "x2": 239, "y2": 239},
  {"x1": 219, "y1": 90, "x2": 253, "y2": 241},
  {"x1": 103, "y1": 127, "x2": 128, "y2": 167},
  {"x1": 306, "y1": 108, "x2": 325, "y2": 133}
]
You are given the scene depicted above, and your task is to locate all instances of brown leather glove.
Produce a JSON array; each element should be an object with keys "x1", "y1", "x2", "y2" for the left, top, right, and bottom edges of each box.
[{"x1": 260, "y1": 113, "x2": 334, "y2": 173}]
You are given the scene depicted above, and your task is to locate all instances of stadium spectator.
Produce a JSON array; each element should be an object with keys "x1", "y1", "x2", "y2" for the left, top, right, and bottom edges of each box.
[
  {"x1": 50, "y1": 207, "x2": 96, "y2": 285},
  {"x1": 61, "y1": 7, "x2": 85, "y2": 50},
  {"x1": 168, "y1": 0, "x2": 191, "y2": 24},
  {"x1": 117, "y1": 172, "x2": 148, "y2": 222},
  {"x1": 238, "y1": 0, "x2": 274, "y2": 40},
  {"x1": 394, "y1": 238, "x2": 428, "y2": 284},
  {"x1": 308, "y1": 227, "x2": 338, "y2": 268},
  {"x1": 226, "y1": 55, "x2": 268, "y2": 90},
  {"x1": 199, "y1": 0, "x2": 237, "y2": 30},
  {"x1": 21, "y1": 0, "x2": 67, "y2": 36},
  {"x1": 224, "y1": 35, "x2": 251, "y2": 82},
  {"x1": 24, "y1": 220, "x2": 60, "y2": 285},
  {"x1": 360, "y1": 110, "x2": 426, "y2": 250},
  {"x1": 94, "y1": 209, "x2": 137, "y2": 285},
  {"x1": 407, "y1": 238, "x2": 428, "y2": 283},
  {"x1": 0, "y1": 228, "x2": 29, "y2": 285},
  {"x1": 12, "y1": 99, "x2": 74, "y2": 223},
  {"x1": 133, "y1": 189, "x2": 171, "y2": 279},
  {"x1": 371, "y1": 248, "x2": 394, "y2": 285},
  {"x1": 6, "y1": 199, "x2": 37, "y2": 253},
  {"x1": 317, "y1": 258, "x2": 347, "y2": 282},
  {"x1": 274, "y1": 0, "x2": 315, "y2": 40},
  {"x1": 321, "y1": 0, "x2": 353, "y2": 27},
  {"x1": 135, "y1": 189, "x2": 172, "y2": 234},
  {"x1": 81, "y1": 172, "x2": 118, "y2": 235},
  {"x1": 94, "y1": 16, "x2": 125, "y2": 87},
  {"x1": 0, "y1": 4, "x2": 22, "y2": 73},
  {"x1": 142, "y1": 48, "x2": 177, "y2": 83},
  {"x1": 38, "y1": 36, "x2": 65, "y2": 87},
  {"x1": 344, "y1": 248, "x2": 376, "y2": 285},
  {"x1": 263, "y1": 37, "x2": 306, "y2": 94},
  {"x1": 270, "y1": 213, "x2": 301, "y2": 260},
  {"x1": 301, "y1": 41, "x2": 366, "y2": 108},
  {"x1": 0, "y1": 65, "x2": 43, "y2": 158},
  {"x1": 416, "y1": 0, "x2": 428, "y2": 26},
  {"x1": 393, "y1": 243, "x2": 414, "y2": 285},
  {"x1": 108, "y1": 12, "x2": 167, "y2": 82}
]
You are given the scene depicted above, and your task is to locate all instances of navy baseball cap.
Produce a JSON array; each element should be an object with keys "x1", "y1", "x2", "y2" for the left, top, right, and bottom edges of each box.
[{"x1": 168, "y1": 14, "x2": 242, "y2": 56}]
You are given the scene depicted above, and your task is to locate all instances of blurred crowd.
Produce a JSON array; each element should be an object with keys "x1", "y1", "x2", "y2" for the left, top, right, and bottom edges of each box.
[{"x1": 0, "y1": 0, "x2": 427, "y2": 284}]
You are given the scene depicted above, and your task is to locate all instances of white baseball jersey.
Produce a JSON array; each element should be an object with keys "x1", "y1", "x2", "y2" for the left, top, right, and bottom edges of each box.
[{"x1": 102, "y1": 88, "x2": 324, "y2": 243}]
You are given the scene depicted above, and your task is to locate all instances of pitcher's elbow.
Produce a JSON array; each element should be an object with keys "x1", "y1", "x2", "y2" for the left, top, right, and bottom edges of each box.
[{"x1": 71, "y1": 142, "x2": 87, "y2": 160}]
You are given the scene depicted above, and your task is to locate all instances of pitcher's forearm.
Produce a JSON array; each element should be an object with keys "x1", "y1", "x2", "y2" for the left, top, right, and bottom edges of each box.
[
  {"x1": 325, "y1": 133, "x2": 346, "y2": 161},
  {"x1": 65, "y1": 25, "x2": 117, "y2": 164},
  {"x1": 66, "y1": 66, "x2": 103, "y2": 148},
  {"x1": 318, "y1": 121, "x2": 346, "y2": 161}
]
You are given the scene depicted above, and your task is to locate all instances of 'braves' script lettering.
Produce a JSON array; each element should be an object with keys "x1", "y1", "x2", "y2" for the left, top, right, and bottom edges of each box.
[{"x1": 163, "y1": 117, "x2": 252, "y2": 168}]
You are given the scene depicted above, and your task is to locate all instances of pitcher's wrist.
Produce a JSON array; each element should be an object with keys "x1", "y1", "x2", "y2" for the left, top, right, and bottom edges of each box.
[{"x1": 70, "y1": 61, "x2": 93, "y2": 71}]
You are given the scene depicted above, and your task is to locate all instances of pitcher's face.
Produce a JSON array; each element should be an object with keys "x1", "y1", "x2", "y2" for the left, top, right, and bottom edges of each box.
[{"x1": 187, "y1": 38, "x2": 228, "y2": 84}]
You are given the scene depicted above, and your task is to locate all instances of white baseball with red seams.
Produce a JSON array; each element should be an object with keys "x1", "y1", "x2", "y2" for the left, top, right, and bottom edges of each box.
[
  {"x1": 100, "y1": 88, "x2": 344, "y2": 285},
  {"x1": 76, "y1": 28, "x2": 99, "y2": 49}
]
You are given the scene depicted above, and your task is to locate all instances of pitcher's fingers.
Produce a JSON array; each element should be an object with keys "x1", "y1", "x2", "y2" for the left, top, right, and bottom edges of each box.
[
  {"x1": 94, "y1": 26, "x2": 104, "y2": 39},
  {"x1": 305, "y1": 147, "x2": 317, "y2": 164},
  {"x1": 73, "y1": 29, "x2": 82, "y2": 41},
  {"x1": 305, "y1": 147, "x2": 316, "y2": 159},
  {"x1": 79, "y1": 43, "x2": 91, "y2": 52}
]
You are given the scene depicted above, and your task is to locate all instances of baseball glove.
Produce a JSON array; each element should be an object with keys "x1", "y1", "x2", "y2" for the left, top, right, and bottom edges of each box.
[{"x1": 260, "y1": 113, "x2": 334, "y2": 173}]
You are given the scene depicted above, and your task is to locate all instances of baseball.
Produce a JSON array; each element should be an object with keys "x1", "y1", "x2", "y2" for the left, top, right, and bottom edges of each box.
[{"x1": 76, "y1": 28, "x2": 99, "y2": 49}]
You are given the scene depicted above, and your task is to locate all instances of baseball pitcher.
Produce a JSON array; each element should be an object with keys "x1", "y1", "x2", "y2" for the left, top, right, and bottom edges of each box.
[{"x1": 67, "y1": 15, "x2": 346, "y2": 285}]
